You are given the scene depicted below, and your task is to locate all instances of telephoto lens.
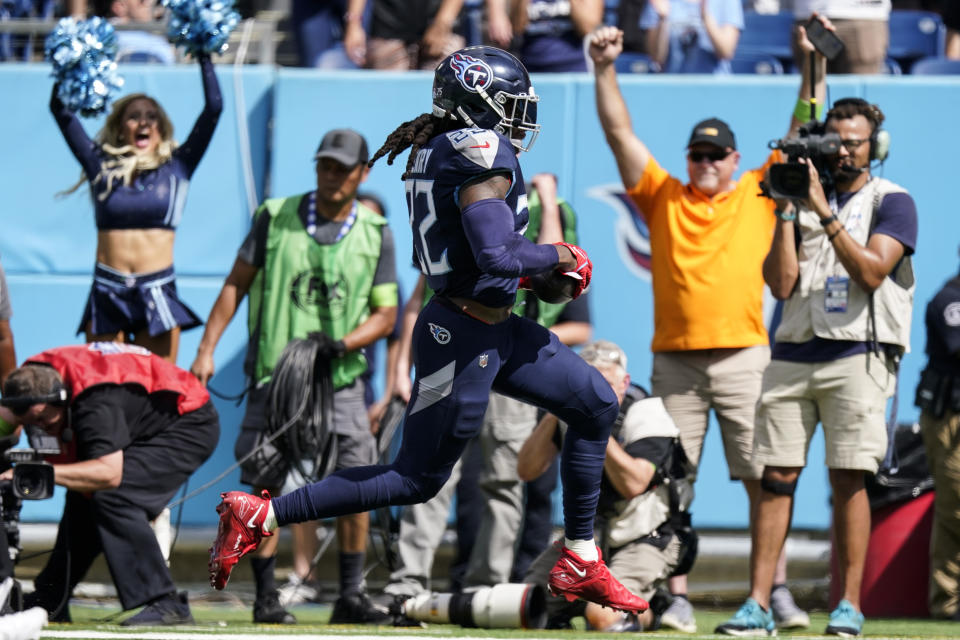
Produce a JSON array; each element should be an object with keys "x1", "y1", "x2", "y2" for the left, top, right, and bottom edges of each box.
[{"x1": 401, "y1": 583, "x2": 547, "y2": 629}]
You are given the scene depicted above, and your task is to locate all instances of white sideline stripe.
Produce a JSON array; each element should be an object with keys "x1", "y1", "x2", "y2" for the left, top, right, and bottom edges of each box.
[
  {"x1": 41, "y1": 635, "x2": 480, "y2": 640},
  {"x1": 38, "y1": 634, "x2": 934, "y2": 640}
]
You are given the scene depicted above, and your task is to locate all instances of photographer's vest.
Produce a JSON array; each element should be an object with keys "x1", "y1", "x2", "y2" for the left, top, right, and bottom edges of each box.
[
  {"x1": 514, "y1": 189, "x2": 579, "y2": 327},
  {"x1": 28, "y1": 342, "x2": 210, "y2": 414},
  {"x1": 247, "y1": 195, "x2": 386, "y2": 389},
  {"x1": 775, "y1": 177, "x2": 914, "y2": 351},
  {"x1": 605, "y1": 396, "x2": 690, "y2": 548}
]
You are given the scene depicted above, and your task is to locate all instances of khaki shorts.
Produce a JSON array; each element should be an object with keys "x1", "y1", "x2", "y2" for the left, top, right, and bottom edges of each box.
[
  {"x1": 754, "y1": 352, "x2": 896, "y2": 472},
  {"x1": 652, "y1": 345, "x2": 769, "y2": 481},
  {"x1": 236, "y1": 381, "x2": 376, "y2": 489}
]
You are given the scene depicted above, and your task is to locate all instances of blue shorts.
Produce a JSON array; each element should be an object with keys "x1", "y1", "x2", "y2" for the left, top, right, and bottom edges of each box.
[{"x1": 77, "y1": 263, "x2": 203, "y2": 337}]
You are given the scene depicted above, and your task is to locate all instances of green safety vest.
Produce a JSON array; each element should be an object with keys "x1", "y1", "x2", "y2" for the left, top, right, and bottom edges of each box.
[{"x1": 247, "y1": 194, "x2": 397, "y2": 389}]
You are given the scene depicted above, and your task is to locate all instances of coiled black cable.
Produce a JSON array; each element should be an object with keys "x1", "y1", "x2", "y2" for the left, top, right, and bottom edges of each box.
[{"x1": 266, "y1": 338, "x2": 337, "y2": 484}]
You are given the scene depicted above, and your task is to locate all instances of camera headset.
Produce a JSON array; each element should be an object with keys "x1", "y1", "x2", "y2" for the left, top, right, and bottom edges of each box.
[
  {"x1": 828, "y1": 97, "x2": 891, "y2": 166},
  {"x1": 0, "y1": 381, "x2": 71, "y2": 441}
]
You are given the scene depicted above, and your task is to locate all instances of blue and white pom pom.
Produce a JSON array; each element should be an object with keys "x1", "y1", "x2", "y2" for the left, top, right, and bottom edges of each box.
[
  {"x1": 44, "y1": 17, "x2": 124, "y2": 118},
  {"x1": 163, "y1": 0, "x2": 240, "y2": 56}
]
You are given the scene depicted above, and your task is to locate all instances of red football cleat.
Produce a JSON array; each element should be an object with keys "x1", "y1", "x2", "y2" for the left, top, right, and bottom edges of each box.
[
  {"x1": 547, "y1": 544, "x2": 649, "y2": 614},
  {"x1": 208, "y1": 490, "x2": 274, "y2": 590}
]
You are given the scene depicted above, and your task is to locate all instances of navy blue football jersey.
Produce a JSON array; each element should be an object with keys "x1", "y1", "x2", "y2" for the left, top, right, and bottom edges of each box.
[{"x1": 406, "y1": 127, "x2": 529, "y2": 307}]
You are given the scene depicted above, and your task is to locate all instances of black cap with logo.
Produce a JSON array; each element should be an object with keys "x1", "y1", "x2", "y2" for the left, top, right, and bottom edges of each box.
[{"x1": 687, "y1": 118, "x2": 737, "y2": 150}]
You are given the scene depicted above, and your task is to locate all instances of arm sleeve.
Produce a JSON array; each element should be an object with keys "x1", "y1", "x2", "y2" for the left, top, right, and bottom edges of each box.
[
  {"x1": 461, "y1": 198, "x2": 560, "y2": 277},
  {"x1": 175, "y1": 54, "x2": 223, "y2": 175},
  {"x1": 49, "y1": 86, "x2": 102, "y2": 181},
  {"x1": 0, "y1": 262, "x2": 11, "y2": 320}
]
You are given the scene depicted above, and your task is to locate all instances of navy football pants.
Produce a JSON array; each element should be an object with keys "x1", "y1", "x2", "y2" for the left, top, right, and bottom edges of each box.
[{"x1": 274, "y1": 298, "x2": 618, "y2": 540}]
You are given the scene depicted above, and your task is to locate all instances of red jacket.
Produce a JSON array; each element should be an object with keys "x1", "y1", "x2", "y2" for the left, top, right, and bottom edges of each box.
[{"x1": 27, "y1": 343, "x2": 209, "y2": 414}]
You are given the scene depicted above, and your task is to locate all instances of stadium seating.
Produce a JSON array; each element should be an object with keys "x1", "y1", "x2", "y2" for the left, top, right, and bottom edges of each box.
[
  {"x1": 887, "y1": 10, "x2": 945, "y2": 72},
  {"x1": 614, "y1": 52, "x2": 660, "y2": 73},
  {"x1": 910, "y1": 56, "x2": 960, "y2": 75},
  {"x1": 731, "y1": 52, "x2": 785, "y2": 74},
  {"x1": 738, "y1": 11, "x2": 795, "y2": 68},
  {"x1": 882, "y1": 57, "x2": 903, "y2": 75}
]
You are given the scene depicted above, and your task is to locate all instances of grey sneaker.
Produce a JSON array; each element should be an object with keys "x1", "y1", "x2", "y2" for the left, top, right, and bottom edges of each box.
[
  {"x1": 660, "y1": 595, "x2": 697, "y2": 633},
  {"x1": 770, "y1": 585, "x2": 809, "y2": 629}
]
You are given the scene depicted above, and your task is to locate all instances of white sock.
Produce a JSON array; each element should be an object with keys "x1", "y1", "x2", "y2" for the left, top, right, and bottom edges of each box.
[
  {"x1": 565, "y1": 537, "x2": 598, "y2": 562},
  {"x1": 263, "y1": 501, "x2": 278, "y2": 534}
]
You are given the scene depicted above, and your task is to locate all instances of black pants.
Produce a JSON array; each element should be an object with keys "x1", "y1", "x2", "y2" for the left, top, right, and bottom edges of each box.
[{"x1": 31, "y1": 401, "x2": 219, "y2": 613}]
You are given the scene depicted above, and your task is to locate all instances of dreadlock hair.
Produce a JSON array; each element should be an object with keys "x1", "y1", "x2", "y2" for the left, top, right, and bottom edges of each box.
[{"x1": 369, "y1": 113, "x2": 463, "y2": 180}]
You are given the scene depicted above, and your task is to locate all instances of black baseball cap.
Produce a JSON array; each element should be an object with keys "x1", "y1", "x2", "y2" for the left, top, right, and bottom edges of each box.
[
  {"x1": 687, "y1": 118, "x2": 736, "y2": 150},
  {"x1": 315, "y1": 128, "x2": 369, "y2": 166}
]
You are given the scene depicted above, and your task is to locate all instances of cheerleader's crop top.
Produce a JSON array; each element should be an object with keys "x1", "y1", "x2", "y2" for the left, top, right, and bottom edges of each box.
[{"x1": 50, "y1": 54, "x2": 222, "y2": 231}]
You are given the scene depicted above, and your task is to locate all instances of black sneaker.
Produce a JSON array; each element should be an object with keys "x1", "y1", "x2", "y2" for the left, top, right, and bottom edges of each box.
[
  {"x1": 22, "y1": 589, "x2": 71, "y2": 623},
  {"x1": 253, "y1": 591, "x2": 297, "y2": 624},
  {"x1": 329, "y1": 591, "x2": 392, "y2": 624},
  {"x1": 121, "y1": 591, "x2": 194, "y2": 626},
  {"x1": 646, "y1": 588, "x2": 674, "y2": 631}
]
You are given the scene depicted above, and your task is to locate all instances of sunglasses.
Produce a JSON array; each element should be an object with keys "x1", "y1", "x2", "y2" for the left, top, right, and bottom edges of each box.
[{"x1": 687, "y1": 149, "x2": 731, "y2": 163}]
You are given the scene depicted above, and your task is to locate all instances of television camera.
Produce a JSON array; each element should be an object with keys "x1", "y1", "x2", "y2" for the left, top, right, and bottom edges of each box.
[
  {"x1": 765, "y1": 121, "x2": 843, "y2": 200},
  {"x1": 1, "y1": 428, "x2": 60, "y2": 612},
  {"x1": 763, "y1": 15, "x2": 846, "y2": 201}
]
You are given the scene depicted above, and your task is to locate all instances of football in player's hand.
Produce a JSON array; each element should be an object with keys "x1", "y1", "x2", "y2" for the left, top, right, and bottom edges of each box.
[{"x1": 528, "y1": 269, "x2": 578, "y2": 304}]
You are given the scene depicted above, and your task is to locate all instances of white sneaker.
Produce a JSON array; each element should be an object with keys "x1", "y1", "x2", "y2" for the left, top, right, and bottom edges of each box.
[
  {"x1": 1, "y1": 606, "x2": 48, "y2": 640},
  {"x1": 277, "y1": 575, "x2": 322, "y2": 607},
  {"x1": 660, "y1": 595, "x2": 697, "y2": 633},
  {"x1": 770, "y1": 585, "x2": 810, "y2": 629}
]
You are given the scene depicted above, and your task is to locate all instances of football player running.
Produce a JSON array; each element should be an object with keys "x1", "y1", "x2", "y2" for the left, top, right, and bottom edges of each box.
[{"x1": 208, "y1": 45, "x2": 647, "y2": 617}]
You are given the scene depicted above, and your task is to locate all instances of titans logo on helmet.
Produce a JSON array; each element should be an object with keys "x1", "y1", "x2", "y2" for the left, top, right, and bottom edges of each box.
[{"x1": 449, "y1": 53, "x2": 494, "y2": 94}]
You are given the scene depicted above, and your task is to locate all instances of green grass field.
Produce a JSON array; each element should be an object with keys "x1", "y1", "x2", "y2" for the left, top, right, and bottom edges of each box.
[{"x1": 34, "y1": 601, "x2": 959, "y2": 640}]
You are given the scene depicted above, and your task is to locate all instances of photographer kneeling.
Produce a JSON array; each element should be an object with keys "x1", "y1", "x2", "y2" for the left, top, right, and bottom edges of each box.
[
  {"x1": 518, "y1": 341, "x2": 694, "y2": 632},
  {"x1": 0, "y1": 342, "x2": 220, "y2": 626}
]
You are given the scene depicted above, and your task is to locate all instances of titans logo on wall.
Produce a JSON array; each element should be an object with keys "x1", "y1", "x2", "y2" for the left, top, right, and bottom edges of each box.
[
  {"x1": 587, "y1": 184, "x2": 652, "y2": 281},
  {"x1": 449, "y1": 53, "x2": 494, "y2": 93}
]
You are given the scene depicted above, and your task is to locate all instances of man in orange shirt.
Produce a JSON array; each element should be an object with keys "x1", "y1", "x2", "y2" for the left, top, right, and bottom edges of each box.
[{"x1": 589, "y1": 24, "x2": 813, "y2": 633}]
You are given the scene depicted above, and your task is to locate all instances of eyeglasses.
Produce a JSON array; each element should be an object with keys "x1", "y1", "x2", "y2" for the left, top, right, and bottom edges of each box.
[
  {"x1": 580, "y1": 344, "x2": 626, "y2": 368},
  {"x1": 687, "y1": 149, "x2": 731, "y2": 163},
  {"x1": 839, "y1": 138, "x2": 869, "y2": 152}
]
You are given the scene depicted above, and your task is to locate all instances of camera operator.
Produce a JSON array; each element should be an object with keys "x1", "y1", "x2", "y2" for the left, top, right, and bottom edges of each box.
[
  {"x1": 518, "y1": 341, "x2": 693, "y2": 632},
  {"x1": 0, "y1": 342, "x2": 219, "y2": 626},
  {"x1": 915, "y1": 257, "x2": 960, "y2": 619},
  {"x1": 716, "y1": 16, "x2": 920, "y2": 638}
]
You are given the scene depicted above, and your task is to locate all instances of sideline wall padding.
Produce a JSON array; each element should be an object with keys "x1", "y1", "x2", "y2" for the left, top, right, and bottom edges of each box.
[{"x1": 2, "y1": 66, "x2": 955, "y2": 529}]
